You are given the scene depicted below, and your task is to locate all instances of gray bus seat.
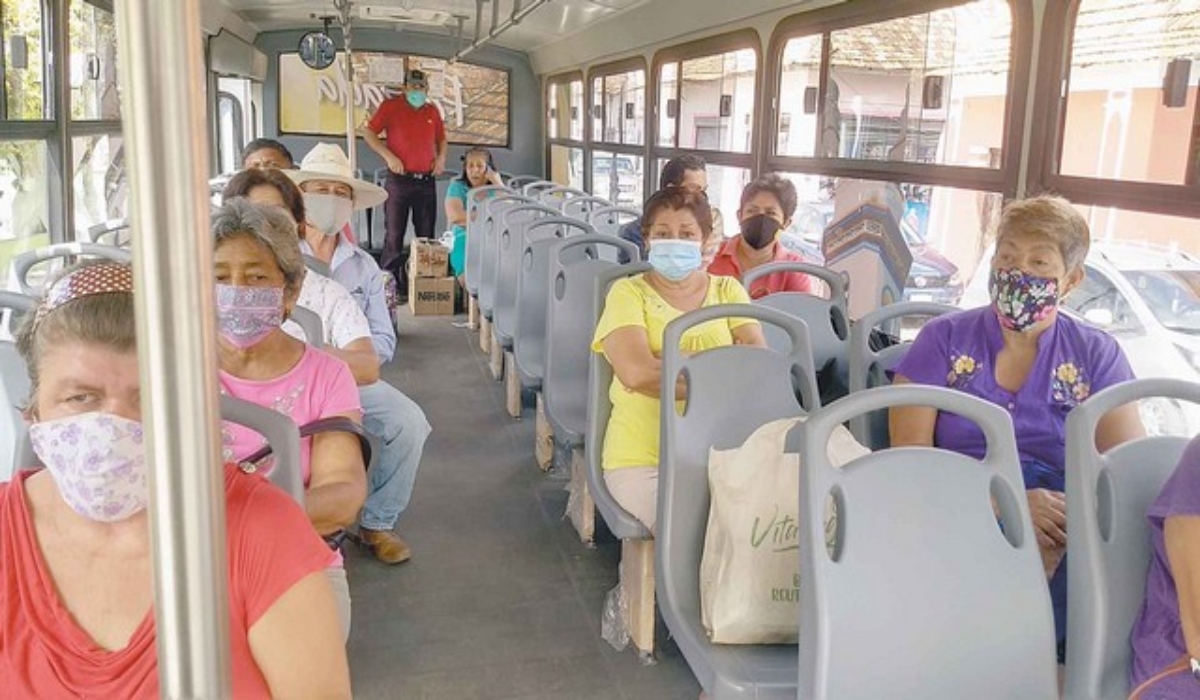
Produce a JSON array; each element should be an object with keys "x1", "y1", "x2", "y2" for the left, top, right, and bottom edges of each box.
[
  {"x1": 543, "y1": 248, "x2": 644, "y2": 450},
  {"x1": 514, "y1": 229, "x2": 616, "y2": 393},
  {"x1": 85, "y1": 219, "x2": 132, "y2": 248},
  {"x1": 492, "y1": 204, "x2": 559, "y2": 351},
  {"x1": 287, "y1": 305, "x2": 326, "y2": 348},
  {"x1": 561, "y1": 195, "x2": 612, "y2": 222},
  {"x1": 463, "y1": 185, "x2": 513, "y2": 298},
  {"x1": 0, "y1": 292, "x2": 35, "y2": 481},
  {"x1": 538, "y1": 185, "x2": 589, "y2": 211},
  {"x1": 847, "y1": 301, "x2": 957, "y2": 449},
  {"x1": 302, "y1": 254, "x2": 332, "y2": 278},
  {"x1": 506, "y1": 174, "x2": 541, "y2": 191},
  {"x1": 657, "y1": 303, "x2": 819, "y2": 698},
  {"x1": 587, "y1": 206, "x2": 642, "y2": 263},
  {"x1": 219, "y1": 394, "x2": 305, "y2": 505},
  {"x1": 792, "y1": 384, "x2": 1058, "y2": 700},
  {"x1": 367, "y1": 168, "x2": 389, "y2": 251},
  {"x1": 1063, "y1": 378, "x2": 1200, "y2": 700},
  {"x1": 497, "y1": 171, "x2": 515, "y2": 185},
  {"x1": 12, "y1": 243, "x2": 134, "y2": 295},
  {"x1": 478, "y1": 194, "x2": 531, "y2": 320},
  {"x1": 521, "y1": 180, "x2": 558, "y2": 198}
]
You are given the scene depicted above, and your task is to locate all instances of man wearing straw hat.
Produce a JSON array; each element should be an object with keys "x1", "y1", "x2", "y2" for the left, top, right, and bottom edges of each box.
[
  {"x1": 288, "y1": 143, "x2": 431, "y2": 565},
  {"x1": 360, "y1": 68, "x2": 447, "y2": 283}
]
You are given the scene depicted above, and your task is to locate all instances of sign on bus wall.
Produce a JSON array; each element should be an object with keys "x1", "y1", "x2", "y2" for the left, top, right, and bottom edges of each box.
[{"x1": 278, "y1": 51, "x2": 510, "y2": 147}]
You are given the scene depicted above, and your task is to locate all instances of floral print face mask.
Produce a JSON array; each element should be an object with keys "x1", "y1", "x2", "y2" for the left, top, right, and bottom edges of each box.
[
  {"x1": 989, "y1": 266, "x2": 1060, "y2": 332},
  {"x1": 29, "y1": 412, "x2": 148, "y2": 522},
  {"x1": 215, "y1": 284, "x2": 285, "y2": 349}
]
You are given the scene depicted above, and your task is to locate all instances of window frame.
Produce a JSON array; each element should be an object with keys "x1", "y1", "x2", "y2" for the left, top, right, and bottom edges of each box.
[
  {"x1": 1031, "y1": 0, "x2": 1200, "y2": 219},
  {"x1": 586, "y1": 56, "x2": 647, "y2": 199},
  {"x1": 544, "y1": 69, "x2": 585, "y2": 186},
  {"x1": 761, "y1": 0, "x2": 1032, "y2": 199}
]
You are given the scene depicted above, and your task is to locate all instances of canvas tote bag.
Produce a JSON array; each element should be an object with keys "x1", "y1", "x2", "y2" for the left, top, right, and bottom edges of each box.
[{"x1": 700, "y1": 416, "x2": 868, "y2": 644}]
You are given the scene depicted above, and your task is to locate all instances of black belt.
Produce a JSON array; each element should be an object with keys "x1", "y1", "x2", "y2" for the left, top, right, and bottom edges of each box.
[{"x1": 391, "y1": 171, "x2": 434, "y2": 181}]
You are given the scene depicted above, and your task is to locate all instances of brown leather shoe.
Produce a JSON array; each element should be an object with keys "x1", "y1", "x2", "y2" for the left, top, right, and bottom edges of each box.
[{"x1": 358, "y1": 528, "x2": 411, "y2": 565}]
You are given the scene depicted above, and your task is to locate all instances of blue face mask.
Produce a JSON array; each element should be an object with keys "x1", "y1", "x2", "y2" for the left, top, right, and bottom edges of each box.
[
  {"x1": 648, "y1": 239, "x2": 703, "y2": 281},
  {"x1": 406, "y1": 90, "x2": 427, "y2": 108}
]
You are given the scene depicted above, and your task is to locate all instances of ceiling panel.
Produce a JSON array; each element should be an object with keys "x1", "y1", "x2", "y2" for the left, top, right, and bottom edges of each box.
[{"x1": 217, "y1": 0, "x2": 652, "y2": 53}]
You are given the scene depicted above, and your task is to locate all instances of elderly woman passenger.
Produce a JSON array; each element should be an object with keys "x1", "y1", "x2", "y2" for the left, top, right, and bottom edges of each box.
[
  {"x1": 889, "y1": 195, "x2": 1144, "y2": 660},
  {"x1": 211, "y1": 199, "x2": 367, "y2": 636},
  {"x1": 444, "y1": 146, "x2": 504, "y2": 278},
  {"x1": 1, "y1": 262, "x2": 349, "y2": 697},
  {"x1": 593, "y1": 188, "x2": 765, "y2": 534}
]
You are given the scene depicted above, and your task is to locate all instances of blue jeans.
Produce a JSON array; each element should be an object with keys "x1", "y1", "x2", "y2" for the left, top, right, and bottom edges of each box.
[
  {"x1": 358, "y1": 381, "x2": 431, "y2": 531},
  {"x1": 1022, "y1": 459, "x2": 1067, "y2": 652}
]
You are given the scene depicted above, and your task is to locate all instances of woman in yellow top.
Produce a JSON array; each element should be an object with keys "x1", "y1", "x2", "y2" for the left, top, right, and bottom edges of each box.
[{"x1": 592, "y1": 188, "x2": 766, "y2": 535}]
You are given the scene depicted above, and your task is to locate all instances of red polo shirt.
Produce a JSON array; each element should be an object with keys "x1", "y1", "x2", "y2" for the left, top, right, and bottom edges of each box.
[
  {"x1": 366, "y1": 97, "x2": 446, "y2": 174},
  {"x1": 707, "y1": 235, "x2": 814, "y2": 299}
]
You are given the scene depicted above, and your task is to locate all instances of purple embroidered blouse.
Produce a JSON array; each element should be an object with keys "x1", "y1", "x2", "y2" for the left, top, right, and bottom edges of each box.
[{"x1": 893, "y1": 306, "x2": 1135, "y2": 470}]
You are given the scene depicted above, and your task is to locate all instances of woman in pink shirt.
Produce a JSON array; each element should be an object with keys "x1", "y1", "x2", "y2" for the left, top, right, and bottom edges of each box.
[
  {"x1": 211, "y1": 198, "x2": 367, "y2": 638},
  {"x1": 0, "y1": 261, "x2": 349, "y2": 698},
  {"x1": 707, "y1": 173, "x2": 815, "y2": 299}
]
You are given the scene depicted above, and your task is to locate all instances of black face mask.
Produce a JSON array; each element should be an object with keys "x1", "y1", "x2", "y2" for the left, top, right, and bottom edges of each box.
[{"x1": 741, "y1": 214, "x2": 782, "y2": 250}]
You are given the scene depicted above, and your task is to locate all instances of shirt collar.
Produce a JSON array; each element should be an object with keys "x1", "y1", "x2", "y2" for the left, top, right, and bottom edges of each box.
[{"x1": 713, "y1": 237, "x2": 743, "y2": 273}]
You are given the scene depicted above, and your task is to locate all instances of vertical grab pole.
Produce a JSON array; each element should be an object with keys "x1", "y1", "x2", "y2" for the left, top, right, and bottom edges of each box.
[
  {"x1": 336, "y1": 0, "x2": 356, "y2": 172},
  {"x1": 113, "y1": 0, "x2": 231, "y2": 696}
]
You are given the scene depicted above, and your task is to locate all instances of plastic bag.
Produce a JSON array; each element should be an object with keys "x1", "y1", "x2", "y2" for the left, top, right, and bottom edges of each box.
[{"x1": 600, "y1": 582, "x2": 630, "y2": 651}]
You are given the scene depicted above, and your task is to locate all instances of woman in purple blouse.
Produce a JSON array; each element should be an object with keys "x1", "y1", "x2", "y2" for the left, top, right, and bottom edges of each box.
[
  {"x1": 1129, "y1": 434, "x2": 1200, "y2": 697},
  {"x1": 889, "y1": 195, "x2": 1144, "y2": 661}
]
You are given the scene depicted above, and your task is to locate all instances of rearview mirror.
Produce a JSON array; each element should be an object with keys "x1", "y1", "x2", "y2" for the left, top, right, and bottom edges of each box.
[
  {"x1": 298, "y1": 31, "x2": 335, "y2": 71},
  {"x1": 1084, "y1": 308, "x2": 1115, "y2": 327}
]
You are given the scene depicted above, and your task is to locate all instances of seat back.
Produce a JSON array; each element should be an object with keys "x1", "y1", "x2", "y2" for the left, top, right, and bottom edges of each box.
[
  {"x1": 85, "y1": 219, "x2": 132, "y2": 247},
  {"x1": 506, "y1": 174, "x2": 541, "y2": 191},
  {"x1": 538, "y1": 185, "x2": 588, "y2": 211},
  {"x1": 847, "y1": 301, "x2": 957, "y2": 449},
  {"x1": 478, "y1": 194, "x2": 530, "y2": 317},
  {"x1": 1063, "y1": 378, "x2": 1200, "y2": 700},
  {"x1": 12, "y1": 243, "x2": 134, "y2": 294},
  {"x1": 744, "y1": 261, "x2": 849, "y2": 369},
  {"x1": 587, "y1": 206, "x2": 642, "y2": 263},
  {"x1": 521, "y1": 180, "x2": 558, "y2": 198},
  {"x1": 463, "y1": 185, "x2": 514, "y2": 296},
  {"x1": 793, "y1": 384, "x2": 1057, "y2": 700},
  {"x1": 657, "y1": 304, "x2": 819, "y2": 667},
  {"x1": 561, "y1": 195, "x2": 612, "y2": 222},
  {"x1": 0, "y1": 292, "x2": 34, "y2": 482},
  {"x1": 288, "y1": 305, "x2": 326, "y2": 348},
  {"x1": 511, "y1": 219, "x2": 598, "y2": 386},
  {"x1": 543, "y1": 239, "x2": 642, "y2": 446},
  {"x1": 493, "y1": 204, "x2": 559, "y2": 346},
  {"x1": 219, "y1": 394, "x2": 305, "y2": 504},
  {"x1": 302, "y1": 254, "x2": 333, "y2": 278}
]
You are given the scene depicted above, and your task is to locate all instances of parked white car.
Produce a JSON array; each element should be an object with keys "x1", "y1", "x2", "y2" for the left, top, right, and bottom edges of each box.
[{"x1": 961, "y1": 241, "x2": 1200, "y2": 436}]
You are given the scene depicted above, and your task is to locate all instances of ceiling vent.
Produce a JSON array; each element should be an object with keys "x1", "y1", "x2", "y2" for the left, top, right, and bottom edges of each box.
[{"x1": 358, "y1": 4, "x2": 452, "y2": 26}]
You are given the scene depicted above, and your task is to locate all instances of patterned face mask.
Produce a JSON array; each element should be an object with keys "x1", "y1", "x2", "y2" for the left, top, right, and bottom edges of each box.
[
  {"x1": 29, "y1": 412, "x2": 148, "y2": 522},
  {"x1": 215, "y1": 284, "x2": 285, "y2": 348},
  {"x1": 989, "y1": 266, "x2": 1060, "y2": 332}
]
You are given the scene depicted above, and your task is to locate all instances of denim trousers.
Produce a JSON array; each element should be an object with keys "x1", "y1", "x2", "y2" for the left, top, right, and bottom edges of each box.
[{"x1": 358, "y1": 380, "x2": 431, "y2": 530}]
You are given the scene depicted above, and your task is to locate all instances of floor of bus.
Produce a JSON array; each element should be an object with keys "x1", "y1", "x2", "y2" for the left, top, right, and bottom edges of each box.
[{"x1": 341, "y1": 305, "x2": 701, "y2": 700}]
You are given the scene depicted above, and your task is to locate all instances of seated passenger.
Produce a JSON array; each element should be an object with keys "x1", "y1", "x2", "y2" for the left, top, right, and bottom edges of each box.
[
  {"x1": 211, "y1": 199, "x2": 367, "y2": 637},
  {"x1": 617, "y1": 154, "x2": 723, "y2": 264},
  {"x1": 1130, "y1": 433, "x2": 1200, "y2": 697},
  {"x1": 242, "y1": 137, "x2": 296, "y2": 171},
  {"x1": 707, "y1": 173, "x2": 814, "y2": 298},
  {"x1": 287, "y1": 145, "x2": 433, "y2": 565},
  {"x1": 3, "y1": 262, "x2": 349, "y2": 697},
  {"x1": 444, "y1": 146, "x2": 504, "y2": 279},
  {"x1": 592, "y1": 188, "x2": 765, "y2": 534},
  {"x1": 889, "y1": 195, "x2": 1144, "y2": 661}
]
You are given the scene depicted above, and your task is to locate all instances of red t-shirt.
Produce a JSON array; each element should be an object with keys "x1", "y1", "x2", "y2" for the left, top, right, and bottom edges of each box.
[
  {"x1": 706, "y1": 235, "x2": 814, "y2": 299},
  {"x1": 0, "y1": 465, "x2": 332, "y2": 699},
  {"x1": 366, "y1": 97, "x2": 446, "y2": 174}
]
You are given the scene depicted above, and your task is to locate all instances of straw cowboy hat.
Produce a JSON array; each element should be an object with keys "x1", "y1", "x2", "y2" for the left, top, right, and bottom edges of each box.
[{"x1": 287, "y1": 143, "x2": 388, "y2": 210}]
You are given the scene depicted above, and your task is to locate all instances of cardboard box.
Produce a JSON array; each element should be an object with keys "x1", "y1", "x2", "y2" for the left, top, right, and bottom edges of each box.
[
  {"x1": 410, "y1": 238, "x2": 449, "y2": 278},
  {"x1": 408, "y1": 275, "x2": 456, "y2": 316},
  {"x1": 823, "y1": 182, "x2": 913, "y2": 321}
]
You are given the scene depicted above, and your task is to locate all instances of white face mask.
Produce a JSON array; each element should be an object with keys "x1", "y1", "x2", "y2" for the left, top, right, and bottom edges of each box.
[
  {"x1": 304, "y1": 193, "x2": 354, "y2": 237},
  {"x1": 29, "y1": 412, "x2": 148, "y2": 522}
]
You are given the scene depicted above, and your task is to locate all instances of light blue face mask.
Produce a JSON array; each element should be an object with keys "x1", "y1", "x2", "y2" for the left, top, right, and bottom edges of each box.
[
  {"x1": 648, "y1": 239, "x2": 703, "y2": 281},
  {"x1": 406, "y1": 90, "x2": 427, "y2": 108}
]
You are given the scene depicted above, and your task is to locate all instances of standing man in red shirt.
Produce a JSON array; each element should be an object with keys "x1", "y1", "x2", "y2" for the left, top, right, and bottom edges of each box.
[{"x1": 360, "y1": 69, "x2": 448, "y2": 282}]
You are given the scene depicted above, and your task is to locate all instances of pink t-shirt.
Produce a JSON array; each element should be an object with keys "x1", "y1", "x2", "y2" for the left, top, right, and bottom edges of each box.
[
  {"x1": 0, "y1": 466, "x2": 332, "y2": 699},
  {"x1": 219, "y1": 346, "x2": 361, "y2": 486}
]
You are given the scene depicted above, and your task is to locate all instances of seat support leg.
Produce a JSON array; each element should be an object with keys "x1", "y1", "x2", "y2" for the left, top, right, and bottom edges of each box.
[
  {"x1": 479, "y1": 315, "x2": 491, "y2": 353},
  {"x1": 621, "y1": 538, "x2": 656, "y2": 659},
  {"x1": 489, "y1": 333, "x2": 503, "y2": 381},
  {"x1": 567, "y1": 447, "x2": 594, "y2": 544},
  {"x1": 504, "y1": 351, "x2": 520, "y2": 419},
  {"x1": 535, "y1": 393, "x2": 553, "y2": 470},
  {"x1": 468, "y1": 295, "x2": 479, "y2": 331}
]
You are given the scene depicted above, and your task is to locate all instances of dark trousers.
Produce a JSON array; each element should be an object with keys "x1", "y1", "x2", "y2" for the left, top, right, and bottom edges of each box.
[{"x1": 381, "y1": 173, "x2": 437, "y2": 279}]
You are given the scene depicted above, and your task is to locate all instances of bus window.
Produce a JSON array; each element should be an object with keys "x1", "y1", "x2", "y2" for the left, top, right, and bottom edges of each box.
[
  {"x1": 72, "y1": 133, "x2": 127, "y2": 234},
  {"x1": 2, "y1": 0, "x2": 46, "y2": 119},
  {"x1": 550, "y1": 144, "x2": 583, "y2": 190},
  {"x1": 594, "y1": 69, "x2": 645, "y2": 146},
  {"x1": 0, "y1": 141, "x2": 49, "y2": 282},
  {"x1": 70, "y1": 0, "x2": 120, "y2": 121},
  {"x1": 1061, "y1": 0, "x2": 1200, "y2": 186},
  {"x1": 776, "y1": 34, "x2": 822, "y2": 158},
  {"x1": 216, "y1": 91, "x2": 244, "y2": 175},
  {"x1": 826, "y1": 1, "x2": 1012, "y2": 167},
  {"x1": 593, "y1": 151, "x2": 642, "y2": 206},
  {"x1": 672, "y1": 48, "x2": 757, "y2": 153},
  {"x1": 657, "y1": 62, "x2": 677, "y2": 147}
]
